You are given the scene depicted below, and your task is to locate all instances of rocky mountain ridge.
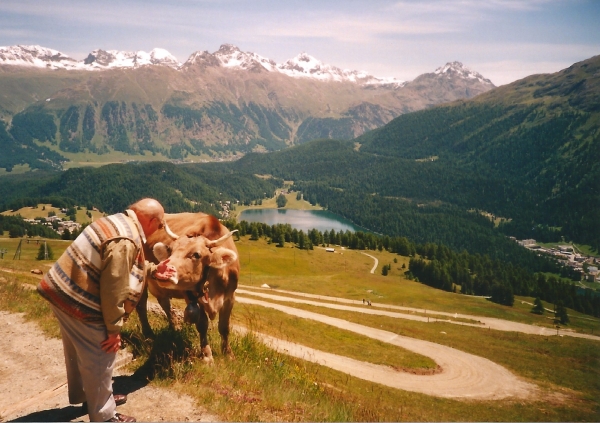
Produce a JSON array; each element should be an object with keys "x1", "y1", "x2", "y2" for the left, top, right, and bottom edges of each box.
[
  {"x1": 0, "y1": 44, "x2": 490, "y2": 89},
  {"x1": 0, "y1": 43, "x2": 496, "y2": 170}
]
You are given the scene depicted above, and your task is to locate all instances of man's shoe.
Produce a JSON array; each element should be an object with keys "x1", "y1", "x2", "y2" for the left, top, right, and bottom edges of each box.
[
  {"x1": 113, "y1": 394, "x2": 128, "y2": 406},
  {"x1": 105, "y1": 412, "x2": 136, "y2": 422},
  {"x1": 82, "y1": 394, "x2": 127, "y2": 413}
]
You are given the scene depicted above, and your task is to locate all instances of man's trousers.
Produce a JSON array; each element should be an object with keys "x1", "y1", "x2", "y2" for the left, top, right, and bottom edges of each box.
[{"x1": 51, "y1": 304, "x2": 117, "y2": 422}]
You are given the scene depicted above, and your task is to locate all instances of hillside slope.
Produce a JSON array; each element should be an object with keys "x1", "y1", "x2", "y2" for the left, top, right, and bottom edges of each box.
[{"x1": 355, "y1": 55, "x2": 600, "y2": 249}]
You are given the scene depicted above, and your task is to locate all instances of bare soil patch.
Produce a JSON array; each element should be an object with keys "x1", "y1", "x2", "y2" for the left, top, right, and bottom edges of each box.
[{"x1": 0, "y1": 311, "x2": 217, "y2": 422}]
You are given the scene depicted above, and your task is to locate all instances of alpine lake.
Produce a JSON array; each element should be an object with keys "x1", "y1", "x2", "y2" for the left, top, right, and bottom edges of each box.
[{"x1": 237, "y1": 208, "x2": 369, "y2": 233}]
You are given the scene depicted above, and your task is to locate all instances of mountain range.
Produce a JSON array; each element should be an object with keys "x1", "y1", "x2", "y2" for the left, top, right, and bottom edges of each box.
[
  {"x1": 0, "y1": 53, "x2": 597, "y2": 254},
  {"x1": 0, "y1": 44, "x2": 494, "y2": 170}
]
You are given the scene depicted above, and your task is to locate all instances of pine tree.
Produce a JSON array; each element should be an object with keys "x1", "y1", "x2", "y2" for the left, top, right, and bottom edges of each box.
[
  {"x1": 555, "y1": 301, "x2": 569, "y2": 325},
  {"x1": 276, "y1": 193, "x2": 287, "y2": 208},
  {"x1": 531, "y1": 297, "x2": 545, "y2": 315},
  {"x1": 250, "y1": 226, "x2": 259, "y2": 241},
  {"x1": 36, "y1": 242, "x2": 54, "y2": 260}
]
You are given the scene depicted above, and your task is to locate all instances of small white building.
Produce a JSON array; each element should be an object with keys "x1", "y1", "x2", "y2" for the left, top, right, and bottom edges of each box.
[{"x1": 518, "y1": 239, "x2": 536, "y2": 247}]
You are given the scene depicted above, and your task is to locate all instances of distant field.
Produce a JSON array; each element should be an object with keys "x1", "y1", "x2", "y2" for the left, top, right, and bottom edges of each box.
[
  {"x1": 0, "y1": 164, "x2": 32, "y2": 176},
  {"x1": 537, "y1": 241, "x2": 599, "y2": 257},
  {"x1": 232, "y1": 191, "x2": 322, "y2": 218},
  {"x1": 1, "y1": 204, "x2": 105, "y2": 224}
]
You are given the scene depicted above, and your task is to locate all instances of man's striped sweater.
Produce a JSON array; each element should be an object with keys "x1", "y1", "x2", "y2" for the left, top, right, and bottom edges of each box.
[{"x1": 38, "y1": 212, "x2": 146, "y2": 325}]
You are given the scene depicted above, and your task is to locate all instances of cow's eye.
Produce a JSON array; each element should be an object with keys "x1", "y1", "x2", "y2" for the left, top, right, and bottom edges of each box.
[{"x1": 192, "y1": 252, "x2": 201, "y2": 260}]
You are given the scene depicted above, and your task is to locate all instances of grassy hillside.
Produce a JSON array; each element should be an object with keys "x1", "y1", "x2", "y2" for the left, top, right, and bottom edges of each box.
[
  {"x1": 0, "y1": 234, "x2": 598, "y2": 421},
  {"x1": 1, "y1": 203, "x2": 105, "y2": 223}
]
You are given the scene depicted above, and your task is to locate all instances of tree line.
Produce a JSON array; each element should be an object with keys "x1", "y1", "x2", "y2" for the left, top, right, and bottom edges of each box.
[{"x1": 224, "y1": 220, "x2": 599, "y2": 319}]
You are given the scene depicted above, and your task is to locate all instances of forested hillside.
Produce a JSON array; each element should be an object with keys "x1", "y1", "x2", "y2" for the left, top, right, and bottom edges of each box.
[
  {"x1": 212, "y1": 56, "x2": 599, "y2": 256},
  {"x1": 0, "y1": 162, "x2": 281, "y2": 216},
  {"x1": 222, "y1": 140, "x2": 561, "y2": 269},
  {"x1": 356, "y1": 55, "x2": 600, "y2": 250}
]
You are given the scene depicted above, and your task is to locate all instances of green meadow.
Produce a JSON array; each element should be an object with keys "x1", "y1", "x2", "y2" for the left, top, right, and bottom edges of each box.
[
  {"x1": 0, "y1": 234, "x2": 599, "y2": 421},
  {"x1": 1, "y1": 204, "x2": 105, "y2": 224}
]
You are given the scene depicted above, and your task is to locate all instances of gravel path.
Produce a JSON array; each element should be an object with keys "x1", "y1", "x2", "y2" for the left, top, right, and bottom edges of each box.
[
  {"x1": 0, "y1": 311, "x2": 217, "y2": 422},
  {"x1": 360, "y1": 252, "x2": 379, "y2": 274},
  {"x1": 237, "y1": 286, "x2": 600, "y2": 341},
  {"x1": 235, "y1": 297, "x2": 537, "y2": 400}
]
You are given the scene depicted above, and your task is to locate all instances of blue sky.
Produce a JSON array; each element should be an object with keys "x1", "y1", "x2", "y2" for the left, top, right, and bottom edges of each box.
[{"x1": 1, "y1": 0, "x2": 598, "y2": 85}]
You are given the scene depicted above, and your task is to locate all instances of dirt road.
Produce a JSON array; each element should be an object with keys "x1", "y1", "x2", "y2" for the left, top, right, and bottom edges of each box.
[
  {"x1": 237, "y1": 286, "x2": 600, "y2": 341},
  {"x1": 235, "y1": 297, "x2": 537, "y2": 400},
  {"x1": 0, "y1": 311, "x2": 217, "y2": 422},
  {"x1": 360, "y1": 252, "x2": 379, "y2": 274}
]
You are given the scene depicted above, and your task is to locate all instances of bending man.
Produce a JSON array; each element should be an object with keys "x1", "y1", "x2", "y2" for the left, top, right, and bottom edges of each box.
[{"x1": 38, "y1": 198, "x2": 175, "y2": 422}]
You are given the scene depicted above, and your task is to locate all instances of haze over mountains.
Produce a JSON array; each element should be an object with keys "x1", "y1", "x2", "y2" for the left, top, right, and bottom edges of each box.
[{"x1": 0, "y1": 44, "x2": 494, "y2": 169}]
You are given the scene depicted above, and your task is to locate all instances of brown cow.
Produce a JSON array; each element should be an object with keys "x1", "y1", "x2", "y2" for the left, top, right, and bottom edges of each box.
[{"x1": 137, "y1": 212, "x2": 239, "y2": 363}]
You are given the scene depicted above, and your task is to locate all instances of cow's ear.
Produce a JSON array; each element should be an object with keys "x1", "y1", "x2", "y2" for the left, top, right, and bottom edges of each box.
[
  {"x1": 208, "y1": 247, "x2": 237, "y2": 269},
  {"x1": 153, "y1": 242, "x2": 171, "y2": 262}
]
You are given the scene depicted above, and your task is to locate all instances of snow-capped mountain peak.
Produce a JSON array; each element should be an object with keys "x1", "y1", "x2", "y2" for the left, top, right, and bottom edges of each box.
[
  {"x1": 211, "y1": 44, "x2": 277, "y2": 71},
  {"x1": 0, "y1": 45, "x2": 180, "y2": 70},
  {"x1": 180, "y1": 46, "x2": 404, "y2": 86},
  {"x1": 0, "y1": 44, "x2": 489, "y2": 89},
  {"x1": 83, "y1": 48, "x2": 180, "y2": 69},
  {"x1": 433, "y1": 61, "x2": 493, "y2": 86},
  {"x1": 277, "y1": 52, "x2": 404, "y2": 86},
  {"x1": 0, "y1": 45, "x2": 79, "y2": 69}
]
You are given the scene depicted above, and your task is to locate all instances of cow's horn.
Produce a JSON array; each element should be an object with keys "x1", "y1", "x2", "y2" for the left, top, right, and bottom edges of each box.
[
  {"x1": 207, "y1": 230, "x2": 238, "y2": 247},
  {"x1": 163, "y1": 222, "x2": 179, "y2": 240}
]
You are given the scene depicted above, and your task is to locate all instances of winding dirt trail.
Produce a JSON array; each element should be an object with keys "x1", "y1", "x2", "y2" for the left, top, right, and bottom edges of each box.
[
  {"x1": 360, "y1": 252, "x2": 379, "y2": 274},
  {"x1": 238, "y1": 286, "x2": 600, "y2": 341},
  {"x1": 235, "y1": 297, "x2": 537, "y2": 400}
]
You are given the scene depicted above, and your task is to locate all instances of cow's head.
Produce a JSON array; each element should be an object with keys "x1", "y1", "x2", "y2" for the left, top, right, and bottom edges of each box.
[{"x1": 152, "y1": 230, "x2": 238, "y2": 319}]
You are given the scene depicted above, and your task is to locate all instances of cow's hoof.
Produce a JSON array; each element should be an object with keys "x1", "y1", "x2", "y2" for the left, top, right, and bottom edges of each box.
[
  {"x1": 200, "y1": 345, "x2": 214, "y2": 364},
  {"x1": 222, "y1": 345, "x2": 235, "y2": 359}
]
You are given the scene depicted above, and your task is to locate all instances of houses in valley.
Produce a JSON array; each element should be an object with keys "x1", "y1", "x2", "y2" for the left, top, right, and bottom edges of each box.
[{"x1": 512, "y1": 237, "x2": 599, "y2": 282}]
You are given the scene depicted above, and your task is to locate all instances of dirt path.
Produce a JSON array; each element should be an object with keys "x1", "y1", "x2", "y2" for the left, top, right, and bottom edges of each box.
[
  {"x1": 360, "y1": 252, "x2": 379, "y2": 274},
  {"x1": 238, "y1": 286, "x2": 600, "y2": 341},
  {"x1": 235, "y1": 297, "x2": 537, "y2": 400},
  {"x1": 0, "y1": 311, "x2": 218, "y2": 422}
]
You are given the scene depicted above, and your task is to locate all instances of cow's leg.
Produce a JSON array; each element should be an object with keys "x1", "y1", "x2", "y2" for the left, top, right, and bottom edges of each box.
[
  {"x1": 157, "y1": 296, "x2": 178, "y2": 330},
  {"x1": 136, "y1": 286, "x2": 154, "y2": 338},
  {"x1": 194, "y1": 308, "x2": 213, "y2": 364},
  {"x1": 218, "y1": 299, "x2": 234, "y2": 357}
]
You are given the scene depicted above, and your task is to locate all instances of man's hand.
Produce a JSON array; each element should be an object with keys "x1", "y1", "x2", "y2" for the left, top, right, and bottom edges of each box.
[
  {"x1": 101, "y1": 333, "x2": 122, "y2": 353},
  {"x1": 154, "y1": 259, "x2": 177, "y2": 281}
]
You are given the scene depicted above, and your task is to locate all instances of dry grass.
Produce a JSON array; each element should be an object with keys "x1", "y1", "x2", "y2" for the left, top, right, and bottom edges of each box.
[{"x1": 0, "y1": 234, "x2": 599, "y2": 421}]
